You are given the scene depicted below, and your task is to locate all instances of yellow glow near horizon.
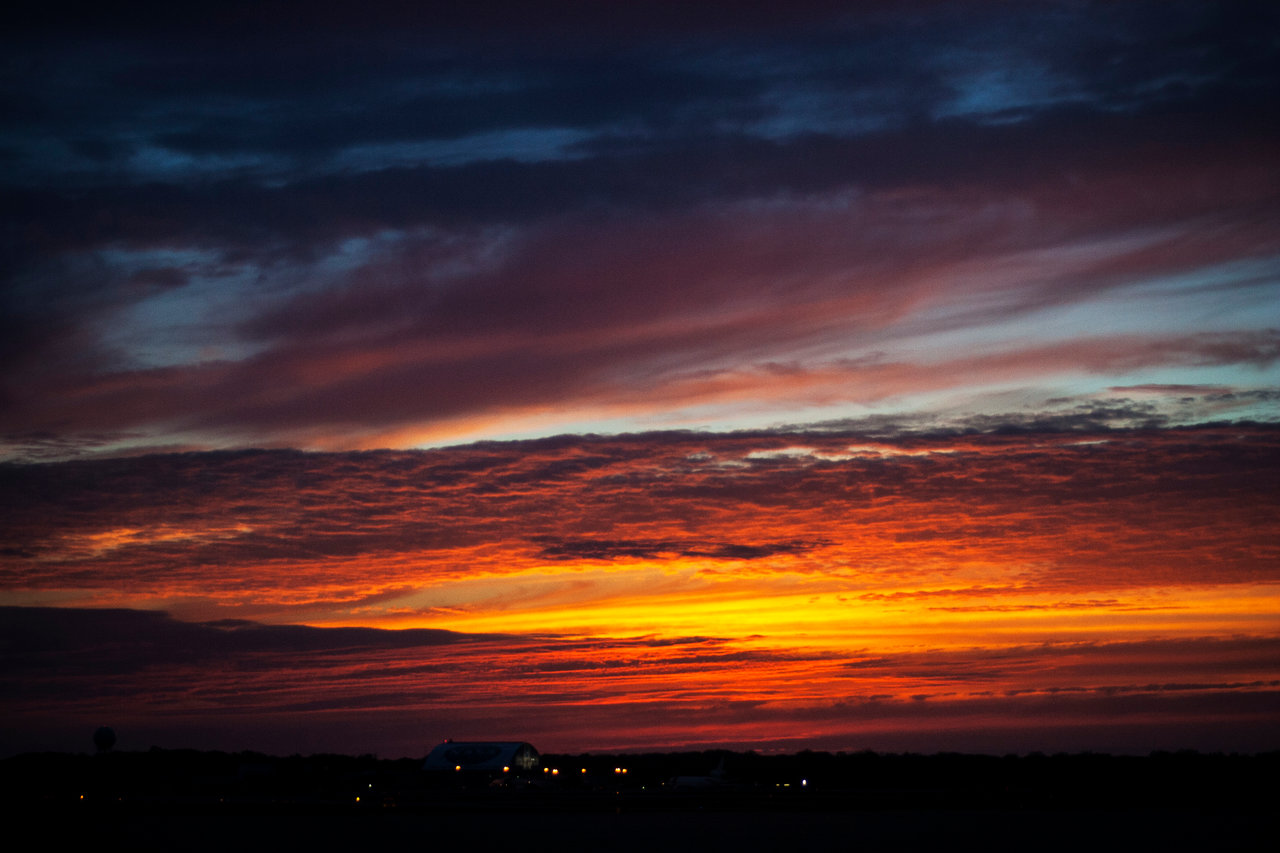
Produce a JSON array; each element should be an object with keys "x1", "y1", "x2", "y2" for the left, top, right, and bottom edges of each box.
[{"x1": 350, "y1": 559, "x2": 1280, "y2": 654}]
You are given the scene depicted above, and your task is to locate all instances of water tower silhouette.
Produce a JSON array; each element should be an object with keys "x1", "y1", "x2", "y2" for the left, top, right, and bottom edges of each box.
[{"x1": 93, "y1": 726, "x2": 116, "y2": 753}]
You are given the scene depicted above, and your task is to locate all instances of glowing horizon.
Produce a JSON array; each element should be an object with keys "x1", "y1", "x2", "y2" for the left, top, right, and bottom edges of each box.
[{"x1": 4, "y1": 426, "x2": 1277, "y2": 755}]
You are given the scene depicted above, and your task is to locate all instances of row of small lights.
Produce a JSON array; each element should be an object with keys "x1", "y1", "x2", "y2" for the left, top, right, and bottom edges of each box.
[{"x1": 452, "y1": 765, "x2": 630, "y2": 775}]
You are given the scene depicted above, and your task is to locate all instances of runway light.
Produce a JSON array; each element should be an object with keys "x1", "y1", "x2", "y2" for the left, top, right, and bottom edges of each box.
[
  {"x1": 455, "y1": 765, "x2": 461, "y2": 771},
  {"x1": 503, "y1": 766, "x2": 510, "y2": 773}
]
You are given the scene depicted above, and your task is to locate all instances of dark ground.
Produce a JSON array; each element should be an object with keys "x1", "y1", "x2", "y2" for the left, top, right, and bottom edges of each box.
[
  {"x1": 66, "y1": 808, "x2": 1273, "y2": 852},
  {"x1": 5, "y1": 749, "x2": 1274, "y2": 851}
]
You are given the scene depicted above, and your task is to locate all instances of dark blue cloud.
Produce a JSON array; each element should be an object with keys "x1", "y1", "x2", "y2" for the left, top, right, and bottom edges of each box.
[{"x1": 2, "y1": 1, "x2": 1277, "y2": 457}]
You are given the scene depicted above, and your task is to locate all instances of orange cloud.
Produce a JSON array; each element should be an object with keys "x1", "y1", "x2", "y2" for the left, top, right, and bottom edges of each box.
[{"x1": 3, "y1": 424, "x2": 1276, "y2": 753}]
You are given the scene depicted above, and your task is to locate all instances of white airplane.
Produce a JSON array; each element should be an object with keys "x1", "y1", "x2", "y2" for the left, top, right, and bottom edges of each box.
[{"x1": 669, "y1": 756, "x2": 732, "y2": 790}]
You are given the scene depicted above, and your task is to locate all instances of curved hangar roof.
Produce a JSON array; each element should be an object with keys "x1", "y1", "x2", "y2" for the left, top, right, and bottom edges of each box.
[{"x1": 423, "y1": 741, "x2": 540, "y2": 772}]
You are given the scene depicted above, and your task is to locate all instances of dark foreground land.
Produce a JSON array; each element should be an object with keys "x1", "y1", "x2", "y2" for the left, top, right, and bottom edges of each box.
[{"x1": 4, "y1": 749, "x2": 1274, "y2": 851}]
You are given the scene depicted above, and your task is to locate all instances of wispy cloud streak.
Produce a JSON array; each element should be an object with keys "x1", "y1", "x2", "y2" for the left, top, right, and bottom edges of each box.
[
  {"x1": 2, "y1": 425, "x2": 1277, "y2": 753},
  {"x1": 3, "y1": 1, "x2": 1277, "y2": 458},
  {"x1": 3, "y1": 606, "x2": 1276, "y2": 756}
]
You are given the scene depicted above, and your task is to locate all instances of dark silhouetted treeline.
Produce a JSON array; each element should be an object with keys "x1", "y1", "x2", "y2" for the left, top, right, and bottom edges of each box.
[{"x1": 3, "y1": 747, "x2": 1275, "y2": 814}]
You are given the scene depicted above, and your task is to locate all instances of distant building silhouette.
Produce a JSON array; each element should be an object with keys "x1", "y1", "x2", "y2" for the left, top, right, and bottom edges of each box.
[{"x1": 422, "y1": 741, "x2": 540, "y2": 776}]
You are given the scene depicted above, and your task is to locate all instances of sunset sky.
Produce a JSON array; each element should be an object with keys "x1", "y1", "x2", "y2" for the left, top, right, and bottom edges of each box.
[{"x1": 2, "y1": 1, "x2": 1278, "y2": 758}]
